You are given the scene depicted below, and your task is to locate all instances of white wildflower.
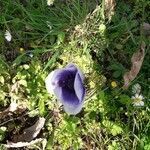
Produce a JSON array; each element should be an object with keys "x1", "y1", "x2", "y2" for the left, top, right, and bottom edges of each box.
[
  {"x1": 5, "y1": 30, "x2": 12, "y2": 42},
  {"x1": 132, "y1": 94, "x2": 144, "y2": 107},
  {"x1": 29, "y1": 53, "x2": 33, "y2": 58},
  {"x1": 47, "y1": 0, "x2": 54, "y2": 6},
  {"x1": 132, "y1": 83, "x2": 141, "y2": 94}
]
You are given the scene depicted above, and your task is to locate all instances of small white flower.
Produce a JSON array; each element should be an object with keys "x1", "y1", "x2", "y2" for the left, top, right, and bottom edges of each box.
[
  {"x1": 29, "y1": 53, "x2": 33, "y2": 58},
  {"x1": 47, "y1": 0, "x2": 54, "y2": 6},
  {"x1": 132, "y1": 94, "x2": 144, "y2": 107},
  {"x1": 132, "y1": 83, "x2": 141, "y2": 94},
  {"x1": 5, "y1": 30, "x2": 12, "y2": 42}
]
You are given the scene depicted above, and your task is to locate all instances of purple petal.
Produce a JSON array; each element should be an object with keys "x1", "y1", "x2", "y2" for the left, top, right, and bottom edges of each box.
[
  {"x1": 53, "y1": 86, "x2": 84, "y2": 114},
  {"x1": 61, "y1": 87, "x2": 79, "y2": 105},
  {"x1": 45, "y1": 68, "x2": 74, "y2": 94},
  {"x1": 74, "y1": 73, "x2": 85, "y2": 102},
  {"x1": 63, "y1": 100, "x2": 84, "y2": 115},
  {"x1": 51, "y1": 69, "x2": 76, "y2": 88},
  {"x1": 66, "y1": 63, "x2": 84, "y2": 81},
  {"x1": 59, "y1": 87, "x2": 83, "y2": 114},
  {"x1": 77, "y1": 68, "x2": 84, "y2": 82},
  {"x1": 53, "y1": 87, "x2": 63, "y2": 102},
  {"x1": 66, "y1": 63, "x2": 77, "y2": 70}
]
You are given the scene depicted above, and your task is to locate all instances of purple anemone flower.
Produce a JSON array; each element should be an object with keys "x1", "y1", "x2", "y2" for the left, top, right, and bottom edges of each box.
[{"x1": 45, "y1": 63, "x2": 85, "y2": 115}]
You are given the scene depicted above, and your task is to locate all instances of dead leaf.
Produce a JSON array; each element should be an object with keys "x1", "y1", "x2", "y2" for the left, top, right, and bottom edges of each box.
[
  {"x1": 105, "y1": 0, "x2": 116, "y2": 21},
  {"x1": 4, "y1": 138, "x2": 45, "y2": 148},
  {"x1": 0, "y1": 102, "x2": 26, "y2": 120},
  {"x1": 123, "y1": 42, "x2": 146, "y2": 89},
  {"x1": 13, "y1": 117, "x2": 45, "y2": 142},
  {"x1": 0, "y1": 102, "x2": 17, "y2": 119},
  {"x1": 141, "y1": 22, "x2": 150, "y2": 36}
]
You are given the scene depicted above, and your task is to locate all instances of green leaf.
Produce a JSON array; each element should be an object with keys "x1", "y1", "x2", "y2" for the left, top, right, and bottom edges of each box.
[
  {"x1": 109, "y1": 63, "x2": 125, "y2": 72},
  {"x1": 19, "y1": 79, "x2": 27, "y2": 87},
  {"x1": 115, "y1": 44, "x2": 123, "y2": 50},
  {"x1": 98, "y1": 91, "x2": 105, "y2": 100},
  {"x1": 0, "y1": 127, "x2": 7, "y2": 141},
  {"x1": 38, "y1": 98, "x2": 45, "y2": 116},
  {"x1": 46, "y1": 135, "x2": 54, "y2": 150},
  {"x1": 119, "y1": 95, "x2": 131, "y2": 105},
  {"x1": 99, "y1": 24, "x2": 106, "y2": 32},
  {"x1": 0, "y1": 57, "x2": 9, "y2": 69},
  {"x1": 108, "y1": 141, "x2": 121, "y2": 150},
  {"x1": 0, "y1": 76, "x2": 4, "y2": 85},
  {"x1": 111, "y1": 124, "x2": 123, "y2": 136},
  {"x1": 43, "y1": 51, "x2": 60, "y2": 71},
  {"x1": 13, "y1": 53, "x2": 26, "y2": 66},
  {"x1": 113, "y1": 71, "x2": 121, "y2": 78},
  {"x1": 57, "y1": 32, "x2": 65, "y2": 45},
  {"x1": 108, "y1": 63, "x2": 120, "y2": 70},
  {"x1": 23, "y1": 64, "x2": 30, "y2": 70}
]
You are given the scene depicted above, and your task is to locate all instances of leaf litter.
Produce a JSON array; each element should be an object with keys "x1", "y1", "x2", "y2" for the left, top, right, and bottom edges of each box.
[
  {"x1": 4, "y1": 117, "x2": 45, "y2": 148},
  {"x1": 141, "y1": 22, "x2": 150, "y2": 36},
  {"x1": 0, "y1": 101, "x2": 26, "y2": 121},
  {"x1": 123, "y1": 42, "x2": 146, "y2": 89},
  {"x1": 0, "y1": 100, "x2": 46, "y2": 148},
  {"x1": 104, "y1": 0, "x2": 116, "y2": 21}
]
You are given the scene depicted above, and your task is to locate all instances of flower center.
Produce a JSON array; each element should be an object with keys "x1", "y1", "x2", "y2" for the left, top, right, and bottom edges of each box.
[
  {"x1": 58, "y1": 74, "x2": 75, "y2": 90},
  {"x1": 67, "y1": 78, "x2": 74, "y2": 90},
  {"x1": 134, "y1": 98, "x2": 142, "y2": 103}
]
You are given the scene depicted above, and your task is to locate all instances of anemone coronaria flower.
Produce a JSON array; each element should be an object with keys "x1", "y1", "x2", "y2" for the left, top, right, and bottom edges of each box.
[{"x1": 45, "y1": 63, "x2": 85, "y2": 115}]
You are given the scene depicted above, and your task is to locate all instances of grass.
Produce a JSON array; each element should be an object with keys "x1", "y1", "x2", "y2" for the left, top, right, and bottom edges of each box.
[{"x1": 0, "y1": 0, "x2": 150, "y2": 149}]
